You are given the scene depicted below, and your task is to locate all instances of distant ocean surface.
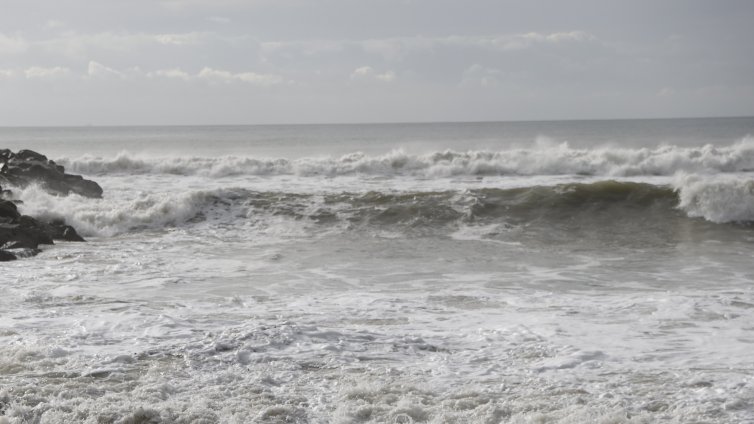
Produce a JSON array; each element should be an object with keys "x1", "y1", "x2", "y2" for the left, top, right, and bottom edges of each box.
[{"x1": 2, "y1": 117, "x2": 754, "y2": 423}]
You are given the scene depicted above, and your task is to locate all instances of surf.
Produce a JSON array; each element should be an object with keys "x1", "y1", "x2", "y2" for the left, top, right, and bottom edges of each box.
[
  {"x1": 12, "y1": 180, "x2": 754, "y2": 240},
  {"x1": 55, "y1": 138, "x2": 754, "y2": 178}
]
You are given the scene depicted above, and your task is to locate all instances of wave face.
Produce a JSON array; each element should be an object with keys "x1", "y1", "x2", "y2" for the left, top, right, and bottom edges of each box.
[
  {"x1": 57, "y1": 139, "x2": 754, "y2": 178},
  {"x1": 16, "y1": 180, "x2": 754, "y2": 242}
]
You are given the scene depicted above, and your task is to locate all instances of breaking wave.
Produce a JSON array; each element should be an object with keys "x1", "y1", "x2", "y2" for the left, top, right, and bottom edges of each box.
[
  {"x1": 57, "y1": 138, "x2": 754, "y2": 178},
  {"x1": 15, "y1": 179, "x2": 754, "y2": 239},
  {"x1": 675, "y1": 173, "x2": 754, "y2": 223}
]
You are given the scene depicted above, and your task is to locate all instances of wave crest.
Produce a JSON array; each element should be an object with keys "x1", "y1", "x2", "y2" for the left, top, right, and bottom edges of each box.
[
  {"x1": 14, "y1": 178, "x2": 754, "y2": 239},
  {"x1": 675, "y1": 174, "x2": 754, "y2": 223},
  {"x1": 57, "y1": 139, "x2": 754, "y2": 178}
]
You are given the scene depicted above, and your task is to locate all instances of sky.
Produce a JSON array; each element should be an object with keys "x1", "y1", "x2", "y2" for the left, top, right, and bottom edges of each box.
[{"x1": 1, "y1": 0, "x2": 753, "y2": 125}]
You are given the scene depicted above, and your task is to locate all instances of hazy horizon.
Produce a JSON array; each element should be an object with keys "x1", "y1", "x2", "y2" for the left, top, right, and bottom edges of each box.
[{"x1": 1, "y1": 114, "x2": 753, "y2": 129}]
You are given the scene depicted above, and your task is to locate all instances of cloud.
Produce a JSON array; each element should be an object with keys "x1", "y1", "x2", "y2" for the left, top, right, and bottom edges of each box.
[
  {"x1": 153, "y1": 32, "x2": 207, "y2": 46},
  {"x1": 0, "y1": 33, "x2": 28, "y2": 54},
  {"x1": 1, "y1": 62, "x2": 285, "y2": 86},
  {"x1": 148, "y1": 68, "x2": 192, "y2": 81},
  {"x1": 197, "y1": 67, "x2": 286, "y2": 85},
  {"x1": 146, "y1": 66, "x2": 288, "y2": 85},
  {"x1": 350, "y1": 66, "x2": 396, "y2": 83},
  {"x1": 440, "y1": 31, "x2": 597, "y2": 52},
  {"x1": 87, "y1": 61, "x2": 125, "y2": 79},
  {"x1": 24, "y1": 66, "x2": 71, "y2": 79}
]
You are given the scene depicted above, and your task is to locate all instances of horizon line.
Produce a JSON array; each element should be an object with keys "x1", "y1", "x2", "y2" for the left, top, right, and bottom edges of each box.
[{"x1": 1, "y1": 114, "x2": 753, "y2": 129}]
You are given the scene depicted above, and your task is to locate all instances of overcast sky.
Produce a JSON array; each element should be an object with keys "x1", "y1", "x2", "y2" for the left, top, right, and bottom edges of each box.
[{"x1": 1, "y1": 0, "x2": 753, "y2": 125}]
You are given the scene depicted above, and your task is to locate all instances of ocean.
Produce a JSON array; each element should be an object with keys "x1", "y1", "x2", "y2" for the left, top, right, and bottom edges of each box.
[{"x1": 1, "y1": 117, "x2": 754, "y2": 423}]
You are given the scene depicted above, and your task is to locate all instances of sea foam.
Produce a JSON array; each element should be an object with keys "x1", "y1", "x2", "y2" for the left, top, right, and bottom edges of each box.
[
  {"x1": 14, "y1": 177, "x2": 754, "y2": 242},
  {"x1": 56, "y1": 138, "x2": 754, "y2": 178},
  {"x1": 14, "y1": 184, "x2": 221, "y2": 237},
  {"x1": 674, "y1": 173, "x2": 754, "y2": 223}
]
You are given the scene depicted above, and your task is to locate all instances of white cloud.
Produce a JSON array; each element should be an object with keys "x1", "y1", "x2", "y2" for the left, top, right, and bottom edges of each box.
[
  {"x1": 154, "y1": 32, "x2": 206, "y2": 46},
  {"x1": 196, "y1": 67, "x2": 288, "y2": 86},
  {"x1": 79, "y1": 65, "x2": 288, "y2": 86},
  {"x1": 24, "y1": 66, "x2": 71, "y2": 79},
  {"x1": 0, "y1": 33, "x2": 28, "y2": 54},
  {"x1": 0, "y1": 69, "x2": 16, "y2": 79},
  {"x1": 350, "y1": 66, "x2": 396, "y2": 83},
  {"x1": 351, "y1": 66, "x2": 373, "y2": 78},
  {"x1": 444, "y1": 31, "x2": 597, "y2": 52},
  {"x1": 148, "y1": 68, "x2": 192, "y2": 81},
  {"x1": 87, "y1": 61, "x2": 125, "y2": 79}
]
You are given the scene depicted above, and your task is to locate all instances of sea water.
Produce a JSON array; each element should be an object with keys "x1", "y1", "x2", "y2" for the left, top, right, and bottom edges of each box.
[{"x1": 1, "y1": 117, "x2": 754, "y2": 423}]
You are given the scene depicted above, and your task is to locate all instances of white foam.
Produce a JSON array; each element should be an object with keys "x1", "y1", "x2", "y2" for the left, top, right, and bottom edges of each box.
[
  {"x1": 675, "y1": 173, "x2": 754, "y2": 223},
  {"x1": 14, "y1": 184, "x2": 222, "y2": 237},
  {"x1": 56, "y1": 137, "x2": 754, "y2": 178},
  {"x1": 1, "y1": 286, "x2": 752, "y2": 422}
]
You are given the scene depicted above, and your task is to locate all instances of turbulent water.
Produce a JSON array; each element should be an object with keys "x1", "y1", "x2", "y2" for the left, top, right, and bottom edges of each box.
[{"x1": 1, "y1": 118, "x2": 754, "y2": 423}]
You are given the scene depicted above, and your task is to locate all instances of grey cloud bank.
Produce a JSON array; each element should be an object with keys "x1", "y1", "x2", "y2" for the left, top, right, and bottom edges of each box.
[{"x1": 1, "y1": 0, "x2": 752, "y2": 125}]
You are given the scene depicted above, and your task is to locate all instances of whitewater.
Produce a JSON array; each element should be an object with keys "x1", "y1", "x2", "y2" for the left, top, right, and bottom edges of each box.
[{"x1": 1, "y1": 118, "x2": 754, "y2": 423}]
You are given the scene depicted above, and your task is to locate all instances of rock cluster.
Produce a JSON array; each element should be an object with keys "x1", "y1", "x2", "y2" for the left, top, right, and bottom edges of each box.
[
  {"x1": 0, "y1": 149, "x2": 102, "y2": 198},
  {"x1": 1, "y1": 149, "x2": 93, "y2": 261}
]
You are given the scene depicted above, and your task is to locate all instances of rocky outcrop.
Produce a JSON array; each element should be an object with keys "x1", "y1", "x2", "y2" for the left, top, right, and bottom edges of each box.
[
  {"x1": 0, "y1": 149, "x2": 102, "y2": 198},
  {"x1": 0, "y1": 149, "x2": 92, "y2": 261},
  {"x1": 0, "y1": 197, "x2": 86, "y2": 261}
]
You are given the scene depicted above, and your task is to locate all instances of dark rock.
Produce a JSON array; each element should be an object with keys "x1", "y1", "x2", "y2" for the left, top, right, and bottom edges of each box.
[
  {"x1": 15, "y1": 149, "x2": 48, "y2": 162},
  {"x1": 16, "y1": 215, "x2": 40, "y2": 228},
  {"x1": 0, "y1": 216, "x2": 56, "y2": 250},
  {"x1": 17, "y1": 216, "x2": 56, "y2": 245},
  {"x1": 0, "y1": 149, "x2": 93, "y2": 259},
  {"x1": 0, "y1": 223, "x2": 17, "y2": 245},
  {"x1": 0, "y1": 200, "x2": 20, "y2": 220},
  {"x1": 61, "y1": 226, "x2": 86, "y2": 242},
  {"x1": 44, "y1": 220, "x2": 86, "y2": 242},
  {"x1": 0, "y1": 149, "x2": 102, "y2": 198},
  {"x1": 0, "y1": 249, "x2": 16, "y2": 261},
  {"x1": 1, "y1": 228, "x2": 54, "y2": 250}
]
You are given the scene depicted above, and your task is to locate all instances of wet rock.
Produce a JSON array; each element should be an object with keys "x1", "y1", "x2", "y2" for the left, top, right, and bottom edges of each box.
[
  {"x1": 0, "y1": 249, "x2": 16, "y2": 261},
  {"x1": 61, "y1": 226, "x2": 85, "y2": 242},
  {"x1": 44, "y1": 219, "x2": 86, "y2": 242},
  {"x1": 0, "y1": 149, "x2": 94, "y2": 259},
  {"x1": 0, "y1": 199, "x2": 20, "y2": 220},
  {"x1": 0, "y1": 149, "x2": 102, "y2": 198},
  {"x1": 0, "y1": 220, "x2": 54, "y2": 249}
]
